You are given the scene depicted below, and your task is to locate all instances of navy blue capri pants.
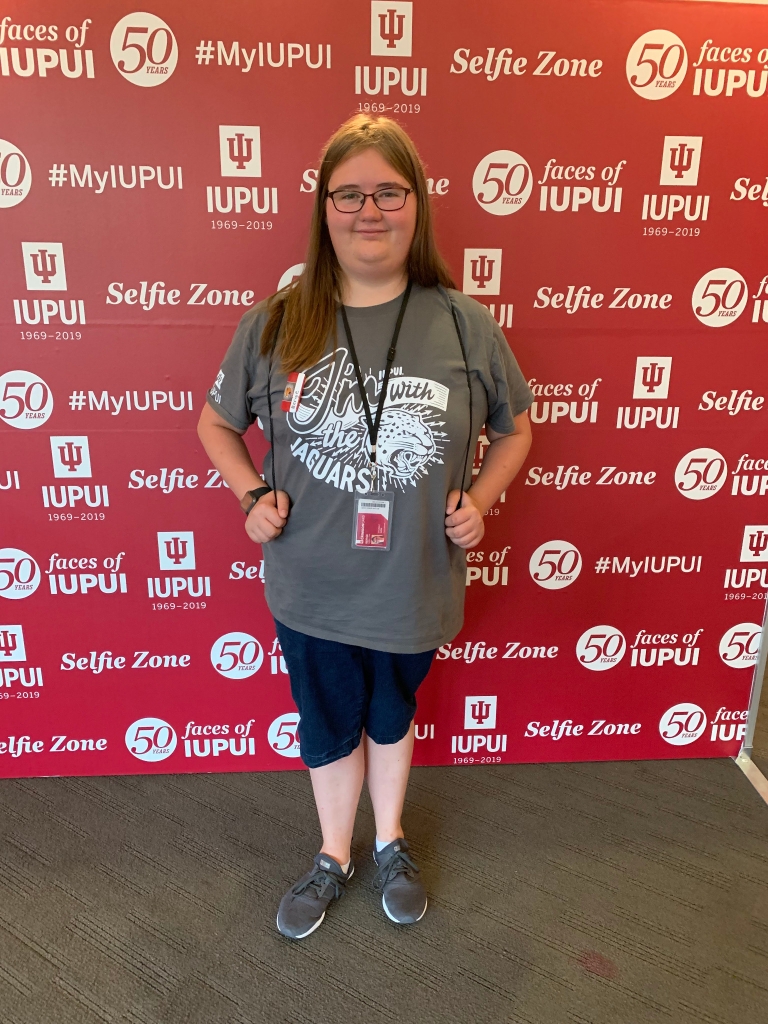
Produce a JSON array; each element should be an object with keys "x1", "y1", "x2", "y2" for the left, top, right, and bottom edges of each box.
[{"x1": 275, "y1": 619, "x2": 435, "y2": 769}]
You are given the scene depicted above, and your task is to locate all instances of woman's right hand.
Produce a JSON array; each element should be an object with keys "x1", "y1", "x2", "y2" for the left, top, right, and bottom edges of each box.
[{"x1": 245, "y1": 490, "x2": 291, "y2": 544}]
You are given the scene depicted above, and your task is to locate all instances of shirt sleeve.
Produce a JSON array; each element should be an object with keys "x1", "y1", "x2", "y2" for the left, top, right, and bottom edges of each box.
[
  {"x1": 486, "y1": 320, "x2": 533, "y2": 435},
  {"x1": 205, "y1": 309, "x2": 265, "y2": 431}
]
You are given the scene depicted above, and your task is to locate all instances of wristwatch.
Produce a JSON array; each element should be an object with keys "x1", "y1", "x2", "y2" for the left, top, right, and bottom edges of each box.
[{"x1": 240, "y1": 486, "x2": 272, "y2": 516}]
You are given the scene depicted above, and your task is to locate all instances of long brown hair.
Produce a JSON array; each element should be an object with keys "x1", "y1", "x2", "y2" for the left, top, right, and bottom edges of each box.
[{"x1": 261, "y1": 114, "x2": 456, "y2": 372}]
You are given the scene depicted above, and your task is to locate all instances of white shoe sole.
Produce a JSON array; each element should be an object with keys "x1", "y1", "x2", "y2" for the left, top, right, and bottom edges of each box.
[
  {"x1": 382, "y1": 893, "x2": 428, "y2": 924},
  {"x1": 277, "y1": 909, "x2": 326, "y2": 940},
  {"x1": 276, "y1": 863, "x2": 354, "y2": 940}
]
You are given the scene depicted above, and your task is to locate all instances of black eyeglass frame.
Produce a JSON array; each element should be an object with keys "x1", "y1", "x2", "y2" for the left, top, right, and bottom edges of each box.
[{"x1": 326, "y1": 187, "x2": 413, "y2": 213}]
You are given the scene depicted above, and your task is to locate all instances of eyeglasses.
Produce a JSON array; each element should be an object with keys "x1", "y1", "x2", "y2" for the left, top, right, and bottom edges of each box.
[{"x1": 327, "y1": 186, "x2": 412, "y2": 213}]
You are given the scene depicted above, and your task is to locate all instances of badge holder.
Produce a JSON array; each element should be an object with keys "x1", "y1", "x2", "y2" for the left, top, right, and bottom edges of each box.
[
  {"x1": 352, "y1": 466, "x2": 394, "y2": 551},
  {"x1": 352, "y1": 492, "x2": 394, "y2": 551}
]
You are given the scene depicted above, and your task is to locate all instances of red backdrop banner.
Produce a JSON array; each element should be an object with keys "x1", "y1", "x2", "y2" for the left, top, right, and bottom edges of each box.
[{"x1": 1, "y1": 0, "x2": 766, "y2": 777}]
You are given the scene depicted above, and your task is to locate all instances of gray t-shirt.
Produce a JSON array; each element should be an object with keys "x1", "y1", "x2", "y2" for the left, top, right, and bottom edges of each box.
[{"x1": 207, "y1": 283, "x2": 532, "y2": 653}]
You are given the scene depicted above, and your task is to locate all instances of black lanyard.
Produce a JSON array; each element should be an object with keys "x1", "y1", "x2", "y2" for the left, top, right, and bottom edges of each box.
[{"x1": 339, "y1": 280, "x2": 412, "y2": 470}]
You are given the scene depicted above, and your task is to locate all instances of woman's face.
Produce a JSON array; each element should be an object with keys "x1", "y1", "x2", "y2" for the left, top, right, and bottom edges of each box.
[{"x1": 325, "y1": 148, "x2": 417, "y2": 282}]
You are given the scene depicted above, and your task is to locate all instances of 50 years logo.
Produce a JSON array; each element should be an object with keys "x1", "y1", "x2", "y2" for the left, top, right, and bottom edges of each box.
[
  {"x1": 626, "y1": 30, "x2": 688, "y2": 99},
  {"x1": 0, "y1": 549, "x2": 41, "y2": 600},
  {"x1": 0, "y1": 140, "x2": 32, "y2": 207},
  {"x1": 529, "y1": 541, "x2": 582, "y2": 590},
  {"x1": 658, "y1": 703, "x2": 707, "y2": 745},
  {"x1": 0, "y1": 370, "x2": 53, "y2": 428},
  {"x1": 719, "y1": 622, "x2": 762, "y2": 669},
  {"x1": 576, "y1": 626, "x2": 627, "y2": 671},
  {"x1": 125, "y1": 717, "x2": 177, "y2": 761},
  {"x1": 210, "y1": 632, "x2": 264, "y2": 679},
  {"x1": 692, "y1": 268, "x2": 748, "y2": 327},
  {"x1": 674, "y1": 448, "x2": 728, "y2": 500},
  {"x1": 472, "y1": 151, "x2": 532, "y2": 215},
  {"x1": 110, "y1": 12, "x2": 178, "y2": 86}
]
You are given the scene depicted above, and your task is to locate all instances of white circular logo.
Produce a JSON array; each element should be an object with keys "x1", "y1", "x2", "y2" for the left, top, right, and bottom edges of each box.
[
  {"x1": 110, "y1": 12, "x2": 178, "y2": 87},
  {"x1": 674, "y1": 447, "x2": 728, "y2": 500},
  {"x1": 210, "y1": 632, "x2": 264, "y2": 679},
  {"x1": 472, "y1": 150, "x2": 532, "y2": 216},
  {"x1": 719, "y1": 622, "x2": 762, "y2": 669},
  {"x1": 0, "y1": 549, "x2": 40, "y2": 600},
  {"x1": 277, "y1": 264, "x2": 305, "y2": 291},
  {"x1": 529, "y1": 541, "x2": 582, "y2": 590},
  {"x1": 0, "y1": 140, "x2": 32, "y2": 208},
  {"x1": 268, "y1": 713, "x2": 301, "y2": 758},
  {"x1": 125, "y1": 717, "x2": 177, "y2": 761},
  {"x1": 576, "y1": 626, "x2": 626, "y2": 671},
  {"x1": 626, "y1": 30, "x2": 688, "y2": 100},
  {"x1": 691, "y1": 268, "x2": 748, "y2": 327},
  {"x1": 659, "y1": 703, "x2": 707, "y2": 745},
  {"x1": 0, "y1": 370, "x2": 54, "y2": 429}
]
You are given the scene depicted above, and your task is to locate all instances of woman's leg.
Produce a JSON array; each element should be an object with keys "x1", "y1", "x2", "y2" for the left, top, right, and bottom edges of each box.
[
  {"x1": 365, "y1": 720, "x2": 415, "y2": 843},
  {"x1": 309, "y1": 741, "x2": 366, "y2": 865}
]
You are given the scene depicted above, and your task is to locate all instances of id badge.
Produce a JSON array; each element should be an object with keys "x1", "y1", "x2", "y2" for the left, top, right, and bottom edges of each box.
[
  {"x1": 281, "y1": 371, "x2": 305, "y2": 413},
  {"x1": 352, "y1": 491, "x2": 394, "y2": 551}
]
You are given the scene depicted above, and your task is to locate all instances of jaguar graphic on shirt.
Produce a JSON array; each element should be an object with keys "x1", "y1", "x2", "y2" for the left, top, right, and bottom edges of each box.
[{"x1": 285, "y1": 347, "x2": 449, "y2": 492}]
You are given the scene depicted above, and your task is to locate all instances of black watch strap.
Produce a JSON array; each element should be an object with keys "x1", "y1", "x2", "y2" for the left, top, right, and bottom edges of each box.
[{"x1": 240, "y1": 486, "x2": 272, "y2": 516}]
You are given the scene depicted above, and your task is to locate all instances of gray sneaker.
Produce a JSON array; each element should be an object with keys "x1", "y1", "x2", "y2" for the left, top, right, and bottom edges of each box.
[
  {"x1": 276, "y1": 853, "x2": 354, "y2": 940},
  {"x1": 372, "y1": 838, "x2": 427, "y2": 924}
]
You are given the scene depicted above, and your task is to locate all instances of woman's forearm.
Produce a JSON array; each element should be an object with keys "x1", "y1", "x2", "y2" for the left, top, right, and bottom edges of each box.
[
  {"x1": 197, "y1": 406, "x2": 265, "y2": 501},
  {"x1": 466, "y1": 417, "x2": 532, "y2": 514}
]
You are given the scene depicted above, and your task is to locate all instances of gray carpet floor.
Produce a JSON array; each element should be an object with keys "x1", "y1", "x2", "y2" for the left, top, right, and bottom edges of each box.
[{"x1": 0, "y1": 758, "x2": 766, "y2": 1024}]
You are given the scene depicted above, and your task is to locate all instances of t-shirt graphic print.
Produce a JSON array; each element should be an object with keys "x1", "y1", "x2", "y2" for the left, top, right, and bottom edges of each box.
[{"x1": 286, "y1": 346, "x2": 449, "y2": 493}]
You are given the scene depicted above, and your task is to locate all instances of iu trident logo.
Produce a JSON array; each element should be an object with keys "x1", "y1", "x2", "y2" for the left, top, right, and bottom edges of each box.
[
  {"x1": 227, "y1": 132, "x2": 253, "y2": 171},
  {"x1": 470, "y1": 700, "x2": 492, "y2": 725},
  {"x1": 462, "y1": 248, "x2": 502, "y2": 296},
  {"x1": 31, "y1": 248, "x2": 57, "y2": 285},
  {"x1": 50, "y1": 435, "x2": 92, "y2": 478},
  {"x1": 164, "y1": 537, "x2": 188, "y2": 565},
  {"x1": 739, "y1": 525, "x2": 768, "y2": 563},
  {"x1": 218, "y1": 126, "x2": 262, "y2": 178},
  {"x1": 668, "y1": 143, "x2": 694, "y2": 179},
  {"x1": 659, "y1": 136, "x2": 702, "y2": 187},
  {"x1": 470, "y1": 254, "x2": 495, "y2": 290},
  {"x1": 748, "y1": 530, "x2": 768, "y2": 559},
  {"x1": 371, "y1": 2, "x2": 412, "y2": 57},
  {"x1": 157, "y1": 531, "x2": 196, "y2": 570},
  {"x1": 22, "y1": 241, "x2": 67, "y2": 290},
  {"x1": 464, "y1": 694, "x2": 497, "y2": 730},
  {"x1": 57, "y1": 441, "x2": 83, "y2": 473},
  {"x1": 641, "y1": 362, "x2": 665, "y2": 394},
  {"x1": 633, "y1": 356, "x2": 672, "y2": 400},
  {"x1": 0, "y1": 629, "x2": 18, "y2": 658},
  {"x1": 378, "y1": 8, "x2": 405, "y2": 47}
]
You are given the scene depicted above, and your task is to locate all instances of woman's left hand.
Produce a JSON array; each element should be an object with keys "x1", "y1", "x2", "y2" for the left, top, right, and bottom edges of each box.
[{"x1": 445, "y1": 490, "x2": 485, "y2": 549}]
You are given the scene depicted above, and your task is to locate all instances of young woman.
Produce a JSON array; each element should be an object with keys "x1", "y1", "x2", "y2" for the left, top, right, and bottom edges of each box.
[{"x1": 198, "y1": 114, "x2": 532, "y2": 939}]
